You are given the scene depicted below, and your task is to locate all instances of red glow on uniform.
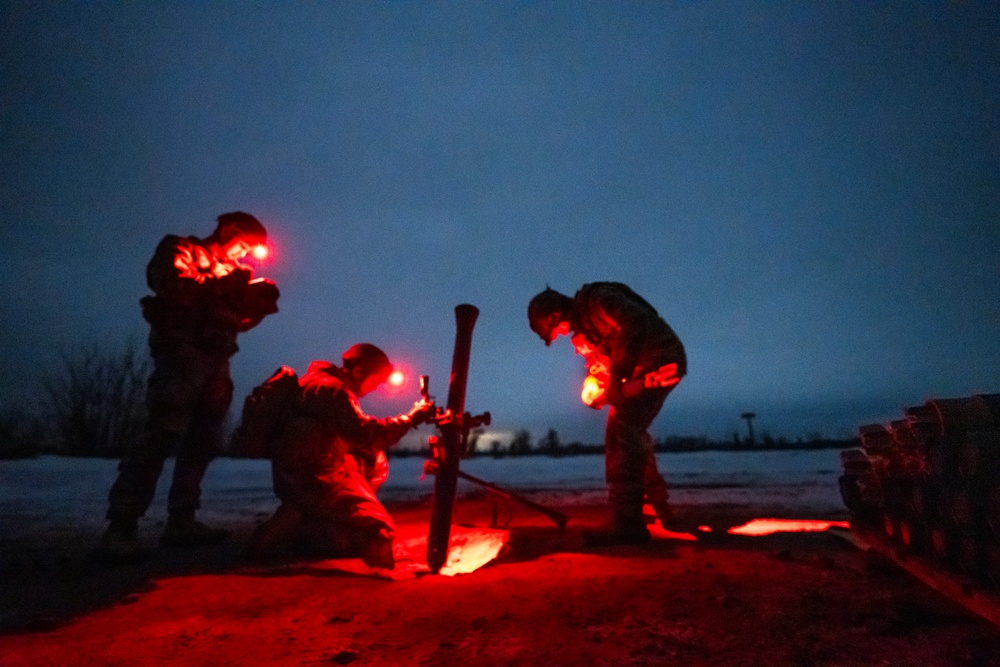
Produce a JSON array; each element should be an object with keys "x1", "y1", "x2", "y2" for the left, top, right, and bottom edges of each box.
[
  {"x1": 252, "y1": 244, "x2": 268, "y2": 260},
  {"x1": 644, "y1": 363, "x2": 679, "y2": 388},
  {"x1": 572, "y1": 334, "x2": 612, "y2": 407},
  {"x1": 550, "y1": 320, "x2": 571, "y2": 342},
  {"x1": 726, "y1": 519, "x2": 849, "y2": 536},
  {"x1": 572, "y1": 333, "x2": 596, "y2": 358},
  {"x1": 173, "y1": 245, "x2": 240, "y2": 282}
]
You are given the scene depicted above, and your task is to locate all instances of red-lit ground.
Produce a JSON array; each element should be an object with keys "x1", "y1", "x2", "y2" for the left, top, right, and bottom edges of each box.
[{"x1": 2, "y1": 496, "x2": 999, "y2": 666}]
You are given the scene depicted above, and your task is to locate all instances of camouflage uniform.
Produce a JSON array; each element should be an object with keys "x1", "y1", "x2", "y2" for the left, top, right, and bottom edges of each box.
[
  {"x1": 249, "y1": 361, "x2": 421, "y2": 562},
  {"x1": 571, "y1": 282, "x2": 687, "y2": 529},
  {"x1": 107, "y1": 234, "x2": 278, "y2": 526}
]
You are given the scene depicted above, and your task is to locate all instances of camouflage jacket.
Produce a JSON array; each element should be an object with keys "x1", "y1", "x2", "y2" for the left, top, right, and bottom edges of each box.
[
  {"x1": 269, "y1": 361, "x2": 416, "y2": 509},
  {"x1": 140, "y1": 235, "x2": 278, "y2": 356},
  {"x1": 571, "y1": 282, "x2": 687, "y2": 383}
]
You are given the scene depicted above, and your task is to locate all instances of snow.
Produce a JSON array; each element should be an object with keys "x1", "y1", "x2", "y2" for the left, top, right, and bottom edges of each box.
[{"x1": 0, "y1": 449, "x2": 846, "y2": 548}]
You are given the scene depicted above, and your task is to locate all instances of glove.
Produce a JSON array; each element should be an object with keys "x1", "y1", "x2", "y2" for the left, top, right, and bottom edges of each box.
[
  {"x1": 407, "y1": 398, "x2": 437, "y2": 426},
  {"x1": 243, "y1": 279, "x2": 280, "y2": 316},
  {"x1": 215, "y1": 267, "x2": 253, "y2": 296}
]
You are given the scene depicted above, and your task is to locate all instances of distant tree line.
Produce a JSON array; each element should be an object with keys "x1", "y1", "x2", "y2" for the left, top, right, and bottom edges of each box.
[
  {"x1": 388, "y1": 428, "x2": 858, "y2": 459},
  {"x1": 1, "y1": 340, "x2": 858, "y2": 460},
  {"x1": 657, "y1": 433, "x2": 860, "y2": 453}
]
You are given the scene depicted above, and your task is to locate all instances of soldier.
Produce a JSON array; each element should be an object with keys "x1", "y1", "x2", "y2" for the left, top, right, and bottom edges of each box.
[
  {"x1": 244, "y1": 344, "x2": 436, "y2": 569},
  {"x1": 99, "y1": 212, "x2": 280, "y2": 560},
  {"x1": 528, "y1": 282, "x2": 687, "y2": 545}
]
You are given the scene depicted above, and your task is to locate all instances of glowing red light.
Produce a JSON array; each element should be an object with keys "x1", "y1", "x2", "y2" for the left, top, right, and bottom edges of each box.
[
  {"x1": 388, "y1": 370, "x2": 405, "y2": 388},
  {"x1": 649, "y1": 526, "x2": 698, "y2": 541},
  {"x1": 726, "y1": 519, "x2": 850, "y2": 536},
  {"x1": 439, "y1": 528, "x2": 509, "y2": 575},
  {"x1": 252, "y1": 244, "x2": 268, "y2": 260}
]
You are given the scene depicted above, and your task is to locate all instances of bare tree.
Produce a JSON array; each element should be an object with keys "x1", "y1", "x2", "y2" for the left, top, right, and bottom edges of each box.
[
  {"x1": 539, "y1": 428, "x2": 561, "y2": 457},
  {"x1": 466, "y1": 426, "x2": 484, "y2": 456},
  {"x1": 741, "y1": 412, "x2": 757, "y2": 447},
  {"x1": 42, "y1": 341, "x2": 149, "y2": 457},
  {"x1": 509, "y1": 429, "x2": 532, "y2": 456}
]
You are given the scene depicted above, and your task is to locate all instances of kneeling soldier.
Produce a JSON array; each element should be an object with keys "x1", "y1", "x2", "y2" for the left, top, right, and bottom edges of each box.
[{"x1": 246, "y1": 344, "x2": 435, "y2": 569}]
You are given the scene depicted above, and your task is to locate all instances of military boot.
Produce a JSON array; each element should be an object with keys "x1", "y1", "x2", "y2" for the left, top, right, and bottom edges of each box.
[
  {"x1": 96, "y1": 519, "x2": 149, "y2": 563},
  {"x1": 649, "y1": 500, "x2": 674, "y2": 527},
  {"x1": 245, "y1": 504, "x2": 303, "y2": 561},
  {"x1": 644, "y1": 469, "x2": 674, "y2": 527},
  {"x1": 586, "y1": 484, "x2": 650, "y2": 546},
  {"x1": 161, "y1": 513, "x2": 229, "y2": 548},
  {"x1": 358, "y1": 527, "x2": 396, "y2": 570}
]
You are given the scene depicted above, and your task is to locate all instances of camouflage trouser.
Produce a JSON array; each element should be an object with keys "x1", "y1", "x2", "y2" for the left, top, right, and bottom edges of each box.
[
  {"x1": 605, "y1": 384, "x2": 674, "y2": 526},
  {"x1": 281, "y1": 456, "x2": 396, "y2": 557},
  {"x1": 107, "y1": 344, "x2": 233, "y2": 522}
]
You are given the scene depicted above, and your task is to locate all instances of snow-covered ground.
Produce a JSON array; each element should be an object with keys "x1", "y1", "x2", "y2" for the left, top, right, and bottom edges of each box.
[{"x1": 0, "y1": 449, "x2": 846, "y2": 550}]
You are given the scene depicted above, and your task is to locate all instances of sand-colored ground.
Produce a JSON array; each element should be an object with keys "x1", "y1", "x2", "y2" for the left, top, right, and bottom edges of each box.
[{"x1": 3, "y1": 492, "x2": 999, "y2": 667}]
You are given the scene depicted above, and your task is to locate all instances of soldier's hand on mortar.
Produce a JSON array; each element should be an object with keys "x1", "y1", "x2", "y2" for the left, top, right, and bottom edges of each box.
[{"x1": 408, "y1": 398, "x2": 437, "y2": 426}]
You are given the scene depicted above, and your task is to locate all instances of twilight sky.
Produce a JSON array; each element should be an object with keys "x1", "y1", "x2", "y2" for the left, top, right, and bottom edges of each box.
[{"x1": 2, "y1": 2, "x2": 998, "y2": 445}]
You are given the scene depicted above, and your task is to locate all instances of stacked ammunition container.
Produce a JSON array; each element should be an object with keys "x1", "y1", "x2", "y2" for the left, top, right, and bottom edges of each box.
[{"x1": 839, "y1": 394, "x2": 1000, "y2": 587}]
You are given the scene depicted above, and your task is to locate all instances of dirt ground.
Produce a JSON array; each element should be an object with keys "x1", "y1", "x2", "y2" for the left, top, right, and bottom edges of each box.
[{"x1": 2, "y1": 494, "x2": 1000, "y2": 667}]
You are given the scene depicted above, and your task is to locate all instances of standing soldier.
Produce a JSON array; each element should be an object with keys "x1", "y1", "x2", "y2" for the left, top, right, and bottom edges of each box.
[
  {"x1": 243, "y1": 344, "x2": 436, "y2": 569},
  {"x1": 528, "y1": 282, "x2": 687, "y2": 545},
  {"x1": 99, "y1": 212, "x2": 280, "y2": 560}
]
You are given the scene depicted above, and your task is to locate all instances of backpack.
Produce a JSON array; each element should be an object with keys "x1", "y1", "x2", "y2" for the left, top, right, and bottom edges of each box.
[{"x1": 231, "y1": 365, "x2": 299, "y2": 458}]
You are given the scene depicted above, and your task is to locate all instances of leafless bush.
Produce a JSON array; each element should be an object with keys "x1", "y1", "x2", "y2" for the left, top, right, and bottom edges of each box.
[{"x1": 42, "y1": 342, "x2": 149, "y2": 457}]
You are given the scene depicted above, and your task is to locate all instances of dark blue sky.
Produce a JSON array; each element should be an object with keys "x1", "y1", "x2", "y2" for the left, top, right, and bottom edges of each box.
[{"x1": 2, "y1": 2, "x2": 998, "y2": 445}]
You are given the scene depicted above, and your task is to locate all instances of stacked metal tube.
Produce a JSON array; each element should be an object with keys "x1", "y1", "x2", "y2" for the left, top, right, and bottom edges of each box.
[{"x1": 839, "y1": 394, "x2": 1000, "y2": 587}]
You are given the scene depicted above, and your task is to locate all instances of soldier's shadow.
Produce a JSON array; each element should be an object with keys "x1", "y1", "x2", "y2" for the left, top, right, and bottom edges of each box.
[
  {"x1": 0, "y1": 505, "x2": 803, "y2": 635},
  {"x1": 492, "y1": 523, "x2": 679, "y2": 565},
  {"x1": 478, "y1": 502, "x2": 803, "y2": 567},
  {"x1": 0, "y1": 524, "x2": 261, "y2": 636}
]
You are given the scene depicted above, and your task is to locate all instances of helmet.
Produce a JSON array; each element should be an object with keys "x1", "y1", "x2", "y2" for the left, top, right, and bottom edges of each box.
[
  {"x1": 528, "y1": 287, "x2": 573, "y2": 346},
  {"x1": 342, "y1": 343, "x2": 392, "y2": 382},
  {"x1": 215, "y1": 211, "x2": 266, "y2": 246}
]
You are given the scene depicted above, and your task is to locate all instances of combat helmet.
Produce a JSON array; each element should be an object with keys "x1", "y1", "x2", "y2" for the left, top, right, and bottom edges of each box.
[
  {"x1": 528, "y1": 287, "x2": 574, "y2": 346},
  {"x1": 215, "y1": 211, "x2": 266, "y2": 246},
  {"x1": 342, "y1": 343, "x2": 393, "y2": 381}
]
